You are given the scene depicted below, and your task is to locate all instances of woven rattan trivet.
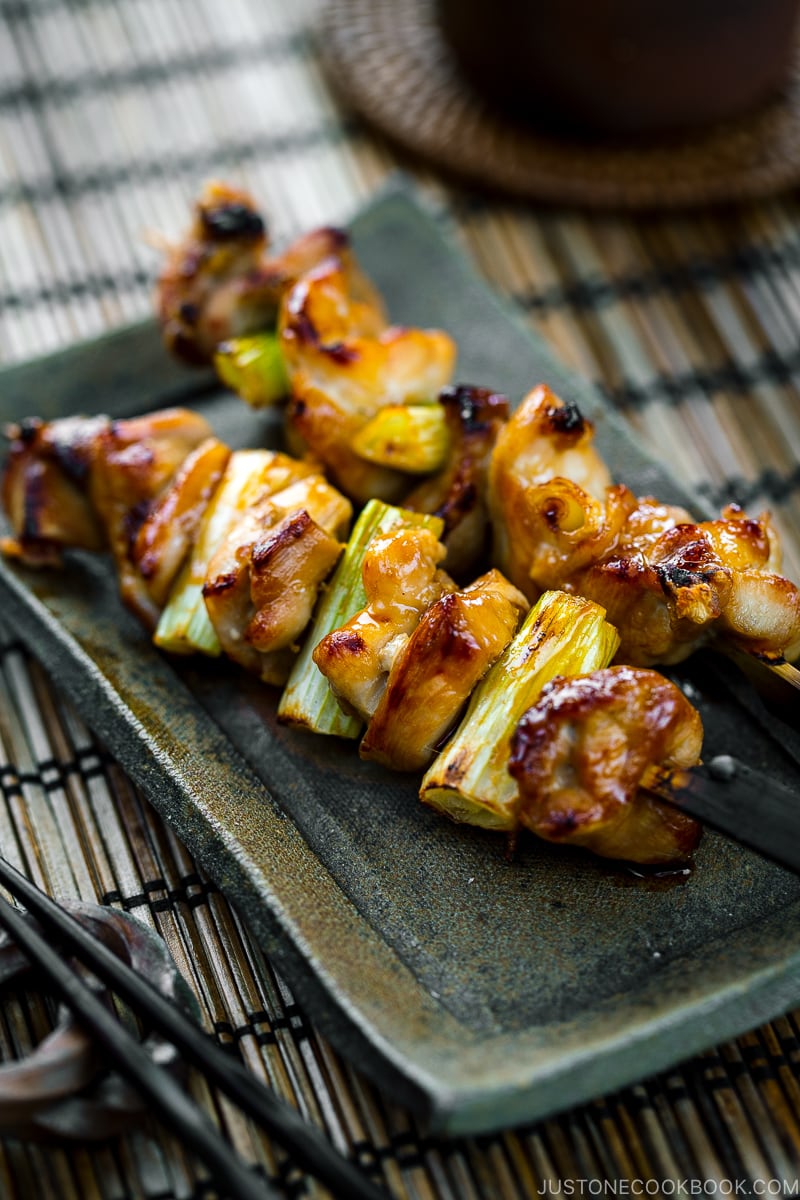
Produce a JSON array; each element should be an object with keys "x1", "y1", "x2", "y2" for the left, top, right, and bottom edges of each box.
[{"x1": 321, "y1": 0, "x2": 800, "y2": 210}]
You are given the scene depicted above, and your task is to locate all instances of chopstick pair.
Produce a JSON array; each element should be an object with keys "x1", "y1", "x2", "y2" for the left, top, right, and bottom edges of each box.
[{"x1": 0, "y1": 858, "x2": 387, "y2": 1200}]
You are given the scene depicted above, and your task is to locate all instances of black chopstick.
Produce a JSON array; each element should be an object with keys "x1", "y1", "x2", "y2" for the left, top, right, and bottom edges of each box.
[
  {"x1": 0, "y1": 857, "x2": 387, "y2": 1200},
  {"x1": 0, "y1": 891, "x2": 277, "y2": 1200}
]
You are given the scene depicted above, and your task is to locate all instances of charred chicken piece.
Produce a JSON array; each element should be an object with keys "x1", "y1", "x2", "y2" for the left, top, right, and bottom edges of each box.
[
  {"x1": 281, "y1": 257, "x2": 456, "y2": 504},
  {"x1": 700, "y1": 507, "x2": 800, "y2": 660},
  {"x1": 312, "y1": 525, "x2": 454, "y2": 721},
  {"x1": 361, "y1": 569, "x2": 528, "y2": 772},
  {"x1": 156, "y1": 180, "x2": 369, "y2": 365},
  {"x1": 203, "y1": 475, "x2": 351, "y2": 684},
  {"x1": 570, "y1": 505, "x2": 800, "y2": 666},
  {"x1": 509, "y1": 666, "x2": 703, "y2": 864},
  {"x1": 154, "y1": 449, "x2": 321, "y2": 657},
  {"x1": 1, "y1": 407, "x2": 214, "y2": 630},
  {"x1": 403, "y1": 385, "x2": 509, "y2": 578},
  {"x1": 2, "y1": 415, "x2": 110, "y2": 565},
  {"x1": 489, "y1": 384, "x2": 637, "y2": 599},
  {"x1": 88, "y1": 409, "x2": 214, "y2": 628},
  {"x1": 131, "y1": 437, "x2": 231, "y2": 609}
]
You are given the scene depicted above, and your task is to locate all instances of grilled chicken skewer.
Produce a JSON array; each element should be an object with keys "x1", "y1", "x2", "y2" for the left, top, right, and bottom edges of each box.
[
  {"x1": 3, "y1": 182, "x2": 798, "y2": 872},
  {"x1": 3, "y1": 406, "x2": 785, "y2": 871},
  {"x1": 2, "y1": 410, "x2": 354, "y2": 685},
  {"x1": 490, "y1": 384, "x2": 800, "y2": 669},
  {"x1": 153, "y1": 184, "x2": 800, "y2": 680}
]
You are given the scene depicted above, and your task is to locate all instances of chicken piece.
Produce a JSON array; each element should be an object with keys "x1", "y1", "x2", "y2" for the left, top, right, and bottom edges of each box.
[
  {"x1": 131, "y1": 437, "x2": 230, "y2": 608},
  {"x1": 2, "y1": 415, "x2": 110, "y2": 564},
  {"x1": 156, "y1": 180, "x2": 371, "y2": 364},
  {"x1": 281, "y1": 257, "x2": 456, "y2": 504},
  {"x1": 570, "y1": 505, "x2": 800, "y2": 665},
  {"x1": 619, "y1": 496, "x2": 693, "y2": 541},
  {"x1": 312, "y1": 526, "x2": 454, "y2": 721},
  {"x1": 698, "y1": 506, "x2": 800, "y2": 660},
  {"x1": 360, "y1": 569, "x2": 529, "y2": 772},
  {"x1": 203, "y1": 475, "x2": 351, "y2": 683},
  {"x1": 403, "y1": 385, "x2": 509, "y2": 578},
  {"x1": 154, "y1": 449, "x2": 321, "y2": 656},
  {"x1": 489, "y1": 384, "x2": 637, "y2": 599},
  {"x1": 88, "y1": 409, "x2": 213, "y2": 628},
  {"x1": 509, "y1": 666, "x2": 703, "y2": 865}
]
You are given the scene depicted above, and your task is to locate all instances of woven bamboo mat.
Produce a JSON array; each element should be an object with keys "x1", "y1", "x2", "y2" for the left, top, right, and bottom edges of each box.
[{"x1": 2, "y1": 0, "x2": 800, "y2": 1196}]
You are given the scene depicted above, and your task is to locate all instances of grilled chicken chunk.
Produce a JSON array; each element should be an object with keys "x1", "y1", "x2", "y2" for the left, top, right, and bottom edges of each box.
[
  {"x1": 488, "y1": 384, "x2": 800, "y2": 666},
  {"x1": 203, "y1": 475, "x2": 351, "y2": 683},
  {"x1": 360, "y1": 569, "x2": 528, "y2": 771},
  {"x1": 88, "y1": 409, "x2": 214, "y2": 628},
  {"x1": 2, "y1": 408, "x2": 213, "y2": 629},
  {"x1": 2, "y1": 415, "x2": 110, "y2": 564},
  {"x1": 489, "y1": 384, "x2": 636, "y2": 599},
  {"x1": 509, "y1": 666, "x2": 703, "y2": 864},
  {"x1": 156, "y1": 180, "x2": 365, "y2": 364},
  {"x1": 618, "y1": 496, "x2": 694, "y2": 541},
  {"x1": 313, "y1": 525, "x2": 454, "y2": 721},
  {"x1": 281, "y1": 257, "x2": 456, "y2": 504},
  {"x1": 404, "y1": 385, "x2": 509, "y2": 578},
  {"x1": 131, "y1": 437, "x2": 231, "y2": 608},
  {"x1": 571, "y1": 505, "x2": 800, "y2": 665}
]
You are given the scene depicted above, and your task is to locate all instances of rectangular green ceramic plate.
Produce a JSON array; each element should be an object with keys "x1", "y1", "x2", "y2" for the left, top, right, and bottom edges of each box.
[{"x1": 2, "y1": 183, "x2": 800, "y2": 1136}]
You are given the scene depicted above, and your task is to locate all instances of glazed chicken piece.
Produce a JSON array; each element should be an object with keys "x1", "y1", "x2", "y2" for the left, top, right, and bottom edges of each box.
[
  {"x1": 617, "y1": 496, "x2": 693, "y2": 541},
  {"x1": 489, "y1": 384, "x2": 637, "y2": 599},
  {"x1": 403, "y1": 385, "x2": 509, "y2": 578},
  {"x1": 360, "y1": 569, "x2": 529, "y2": 772},
  {"x1": 88, "y1": 409, "x2": 214, "y2": 628},
  {"x1": 312, "y1": 525, "x2": 454, "y2": 721},
  {"x1": 488, "y1": 382, "x2": 800, "y2": 666},
  {"x1": 281, "y1": 257, "x2": 456, "y2": 504},
  {"x1": 570, "y1": 505, "x2": 800, "y2": 666},
  {"x1": 1, "y1": 408, "x2": 216, "y2": 627},
  {"x1": 156, "y1": 180, "x2": 372, "y2": 364},
  {"x1": 2, "y1": 415, "x2": 110, "y2": 565},
  {"x1": 131, "y1": 437, "x2": 231, "y2": 609},
  {"x1": 509, "y1": 666, "x2": 703, "y2": 864},
  {"x1": 203, "y1": 475, "x2": 352, "y2": 684}
]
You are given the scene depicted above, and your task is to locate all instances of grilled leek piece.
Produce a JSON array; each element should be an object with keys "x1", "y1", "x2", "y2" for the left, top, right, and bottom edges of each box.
[
  {"x1": 419, "y1": 590, "x2": 619, "y2": 830},
  {"x1": 351, "y1": 404, "x2": 450, "y2": 474},
  {"x1": 277, "y1": 499, "x2": 444, "y2": 738},
  {"x1": 214, "y1": 333, "x2": 289, "y2": 408}
]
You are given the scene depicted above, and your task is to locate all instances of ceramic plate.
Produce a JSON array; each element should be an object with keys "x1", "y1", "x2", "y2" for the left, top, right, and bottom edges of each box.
[{"x1": 2, "y1": 184, "x2": 800, "y2": 1135}]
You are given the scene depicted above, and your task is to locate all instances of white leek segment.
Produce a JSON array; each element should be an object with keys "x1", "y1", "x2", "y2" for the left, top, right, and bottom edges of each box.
[
  {"x1": 351, "y1": 404, "x2": 450, "y2": 474},
  {"x1": 213, "y1": 333, "x2": 289, "y2": 407},
  {"x1": 419, "y1": 590, "x2": 620, "y2": 830},
  {"x1": 277, "y1": 499, "x2": 444, "y2": 738}
]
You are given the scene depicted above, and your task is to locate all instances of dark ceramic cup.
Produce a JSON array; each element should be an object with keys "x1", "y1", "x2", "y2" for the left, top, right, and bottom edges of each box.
[{"x1": 437, "y1": 0, "x2": 800, "y2": 135}]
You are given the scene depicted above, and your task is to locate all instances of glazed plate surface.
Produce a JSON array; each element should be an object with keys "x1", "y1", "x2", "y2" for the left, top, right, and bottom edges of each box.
[{"x1": 2, "y1": 185, "x2": 800, "y2": 1134}]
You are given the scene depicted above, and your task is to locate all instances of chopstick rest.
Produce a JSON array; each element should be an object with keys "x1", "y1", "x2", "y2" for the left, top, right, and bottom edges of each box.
[{"x1": 0, "y1": 900, "x2": 199, "y2": 1142}]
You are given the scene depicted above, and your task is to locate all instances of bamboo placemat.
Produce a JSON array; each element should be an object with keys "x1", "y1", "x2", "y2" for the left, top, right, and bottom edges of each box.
[{"x1": 2, "y1": 0, "x2": 800, "y2": 1196}]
